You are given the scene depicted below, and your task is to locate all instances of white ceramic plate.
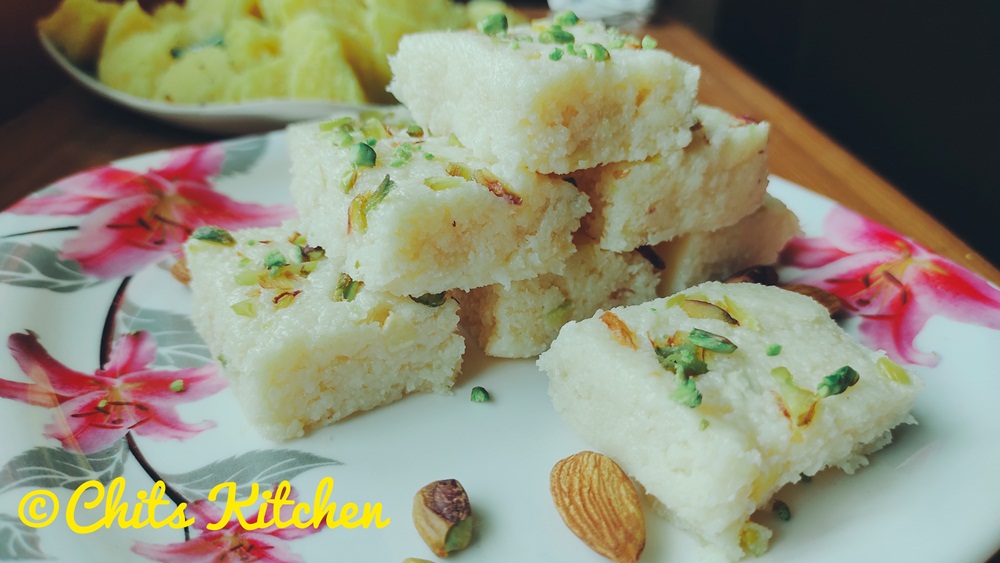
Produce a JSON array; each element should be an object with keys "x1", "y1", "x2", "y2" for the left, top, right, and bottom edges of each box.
[
  {"x1": 39, "y1": 34, "x2": 380, "y2": 135},
  {"x1": 1, "y1": 131, "x2": 999, "y2": 562}
]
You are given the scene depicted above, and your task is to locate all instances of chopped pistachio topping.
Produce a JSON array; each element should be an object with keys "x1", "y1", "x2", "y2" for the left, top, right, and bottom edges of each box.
[
  {"x1": 549, "y1": 47, "x2": 564, "y2": 61},
  {"x1": 699, "y1": 418, "x2": 710, "y2": 430},
  {"x1": 655, "y1": 342, "x2": 708, "y2": 377},
  {"x1": 539, "y1": 25, "x2": 575, "y2": 44},
  {"x1": 600, "y1": 311, "x2": 638, "y2": 350},
  {"x1": 771, "y1": 367, "x2": 819, "y2": 427},
  {"x1": 350, "y1": 142, "x2": 377, "y2": 168},
  {"x1": 330, "y1": 129, "x2": 354, "y2": 147},
  {"x1": 390, "y1": 142, "x2": 417, "y2": 167},
  {"x1": 641, "y1": 34, "x2": 658, "y2": 49},
  {"x1": 231, "y1": 299, "x2": 258, "y2": 318},
  {"x1": 687, "y1": 328, "x2": 737, "y2": 354},
  {"x1": 217, "y1": 354, "x2": 228, "y2": 367},
  {"x1": 470, "y1": 386, "x2": 490, "y2": 403},
  {"x1": 406, "y1": 124, "x2": 424, "y2": 137},
  {"x1": 264, "y1": 249, "x2": 288, "y2": 271},
  {"x1": 333, "y1": 273, "x2": 362, "y2": 302},
  {"x1": 319, "y1": 116, "x2": 354, "y2": 131},
  {"x1": 581, "y1": 42, "x2": 611, "y2": 61},
  {"x1": 773, "y1": 500, "x2": 791, "y2": 521},
  {"x1": 339, "y1": 167, "x2": 359, "y2": 194},
  {"x1": 766, "y1": 344, "x2": 783, "y2": 356},
  {"x1": 553, "y1": 10, "x2": 579, "y2": 26},
  {"x1": 477, "y1": 13, "x2": 508, "y2": 36},
  {"x1": 473, "y1": 168, "x2": 522, "y2": 204},
  {"x1": 877, "y1": 357, "x2": 911, "y2": 384},
  {"x1": 445, "y1": 161, "x2": 473, "y2": 180},
  {"x1": 424, "y1": 176, "x2": 465, "y2": 190},
  {"x1": 679, "y1": 298, "x2": 739, "y2": 325},
  {"x1": 607, "y1": 38, "x2": 626, "y2": 49},
  {"x1": 424, "y1": 152, "x2": 435, "y2": 160},
  {"x1": 411, "y1": 292, "x2": 447, "y2": 307},
  {"x1": 361, "y1": 116, "x2": 390, "y2": 140},
  {"x1": 365, "y1": 174, "x2": 396, "y2": 213},
  {"x1": 670, "y1": 372, "x2": 702, "y2": 408},
  {"x1": 816, "y1": 365, "x2": 860, "y2": 397},
  {"x1": 191, "y1": 226, "x2": 236, "y2": 246},
  {"x1": 348, "y1": 175, "x2": 395, "y2": 234},
  {"x1": 169, "y1": 379, "x2": 185, "y2": 393},
  {"x1": 448, "y1": 133, "x2": 464, "y2": 148}
]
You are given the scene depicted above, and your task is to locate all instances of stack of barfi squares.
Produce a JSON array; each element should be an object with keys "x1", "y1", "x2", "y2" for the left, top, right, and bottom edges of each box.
[{"x1": 184, "y1": 10, "x2": 800, "y2": 440}]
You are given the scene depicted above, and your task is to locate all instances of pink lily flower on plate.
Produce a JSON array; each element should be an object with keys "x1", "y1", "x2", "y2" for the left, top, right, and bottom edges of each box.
[
  {"x1": 132, "y1": 484, "x2": 320, "y2": 563},
  {"x1": 0, "y1": 330, "x2": 227, "y2": 453},
  {"x1": 781, "y1": 205, "x2": 1000, "y2": 366},
  {"x1": 7, "y1": 143, "x2": 295, "y2": 278}
]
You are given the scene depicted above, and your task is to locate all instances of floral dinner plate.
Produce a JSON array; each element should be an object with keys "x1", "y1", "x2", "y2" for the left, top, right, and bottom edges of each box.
[{"x1": 1, "y1": 131, "x2": 999, "y2": 562}]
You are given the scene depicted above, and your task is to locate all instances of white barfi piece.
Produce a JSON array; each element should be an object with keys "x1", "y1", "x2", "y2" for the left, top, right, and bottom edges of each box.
[
  {"x1": 538, "y1": 282, "x2": 920, "y2": 561},
  {"x1": 289, "y1": 114, "x2": 589, "y2": 295},
  {"x1": 652, "y1": 194, "x2": 800, "y2": 295},
  {"x1": 459, "y1": 234, "x2": 658, "y2": 358},
  {"x1": 388, "y1": 16, "x2": 700, "y2": 174},
  {"x1": 573, "y1": 105, "x2": 770, "y2": 251},
  {"x1": 184, "y1": 224, "x2": 464, "y2": 441}
]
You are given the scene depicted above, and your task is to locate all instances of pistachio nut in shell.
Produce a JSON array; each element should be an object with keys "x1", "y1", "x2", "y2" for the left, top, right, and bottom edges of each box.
[{"x1": 413, "y1": 479, "x2": 472, "y2": 557}]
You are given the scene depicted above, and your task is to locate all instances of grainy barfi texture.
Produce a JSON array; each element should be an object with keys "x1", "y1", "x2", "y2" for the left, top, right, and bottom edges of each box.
[
  {"x1": 184, "y1": 224, "x2": 464, "y2": 441},
  {"x1": 652, "y1": 194, "x2": 800, "y2": 296},
  {"x1": 288, "y1": 113, "x2": 589, "y2": 294},
  {"x1": 573, "y1": 105, "x2": 770, "y2": 251},
  {"x1": 387, "y1": 15, "x2": 700, "y2": 174},
  {"x1": 538, "y1": 282, "x2": 920, "y2": 561},
  {"x1": 459, "y1": 233, "x2": 658, "y2": 358}
]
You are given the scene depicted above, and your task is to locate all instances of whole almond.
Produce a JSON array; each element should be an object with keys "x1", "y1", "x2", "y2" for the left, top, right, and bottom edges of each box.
[{"x1": 550, "y1": 451, "x2": 645, "y2": 563}]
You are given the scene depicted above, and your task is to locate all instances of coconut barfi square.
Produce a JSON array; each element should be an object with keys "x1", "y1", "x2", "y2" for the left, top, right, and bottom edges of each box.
[
  {"x1": 184, "y1": 224, "x2": 465, "y2": 441},
  {"x1": 288, "y1": 112, "x2": 589, "y2": 295},
  {"x1": 459, "y1": 233, "x2": 658, "y2": 358},
  {"x1": 538, "y1": 282, "x2": 920, "y2": 561},
  {"x1": 387, "y1": 14, "x2": 700, "y2": 174},
  {"x1": 572, "y1": 105, "x2": 770, "y2": 251},
  {"x1": 651, "y1": 194, "x2": 800, "y2": 295}
]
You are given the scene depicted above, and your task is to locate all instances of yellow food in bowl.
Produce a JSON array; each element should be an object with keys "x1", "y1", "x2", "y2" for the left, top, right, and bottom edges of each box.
[{"x1": 38, "y1": 0, "x2": 522, "y2": 105}]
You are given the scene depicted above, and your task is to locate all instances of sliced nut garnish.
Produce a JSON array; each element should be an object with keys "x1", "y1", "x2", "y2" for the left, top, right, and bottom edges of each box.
[
  {"x1": 550, "y1": 451, "x2": 645, "y2": 563},
  {"x1": 679, "y1": 299, "x2": 738, "y2": 325},
  {"x1": 413, "y1": 479, "x2": 472, "y2": 557},
  {"x1": 600, "y1": 311, "x2": 639, "y2": 350},
  {"x1": 724, "y1": 264, "x2": 779, "y2": 286},
  {"x1": 170, "y1": 258, "x2": 191, "y2": 285},
  {"x1": 779, "y1": 283, "x2": 843, "y2": 316}
]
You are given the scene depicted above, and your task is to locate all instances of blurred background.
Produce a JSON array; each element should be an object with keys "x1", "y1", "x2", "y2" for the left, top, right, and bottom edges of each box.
[{"x1": 2, "y1": 0, "x2": 997, "y2": 265}]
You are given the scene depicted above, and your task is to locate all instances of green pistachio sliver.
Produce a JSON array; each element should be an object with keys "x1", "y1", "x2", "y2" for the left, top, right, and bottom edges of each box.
[
  {"x1": 319, "y1": 116, "x2": 355, "y2": 132},
  {"x1": 339, "y1": 167, "x2": 359, "y2": 194},
  {"x1": 688, "y1": 328, "x2": 737, "y2": 354},
  {"x1": 330, "y1": 129, "x2": 355, "y2": 147},
  {"x1": 699, "y1": 418, "x2": 710, "y2": 430},
  {"x1": 470, "y1": 386, "x2": 491, "y2": 403},
  {"x1": 390, "y1": 142, "x2": 416, "y2": 168},
  {"x1": 539, "y1": 27, "x2": 575, "y2": 44},
  {"x1": 264, "y1": 249, "x2": 288, "y2": 270},
  {"x1": 477, "y1": 13, "x2": 508, "y2": 36},
  {"x1": 217, "y1": 354, "x2": 227, "y2": 366},
  {"x1": 169, "y1": 379, "x2": 185, "y2": 392},
  {"x1": 445, "y1": 161, "x2": 473, "y2": 180},
  {"x1": 191, "y1": 226, "x2": 236, "y2": 246},
  {"x1": 361, "y1": 117, "x2": 390, "y2": 140},
  {"x1": 350, "y1": 142, "x2": 377, "y2": 168},
  {"x1": 877, "y1": 357, "x2": 911, "y2": 384},
  {"x1": 231, "y1": 299, "x2": 258, "y2": 318},
  {"x1": 234, "y1": 269, "x2": 261, "y2": 286},
  {"x1": 424, "y1": 176, "x2": 465, "y2": 191},
  {"x1": 641, "y1": 35, "x2": 658, "y2": 49},
  {"x1": 549, "y1": 47, "x2": 564, "y2": 61},
  {"x1": 670, "y1": 372, "x2": 702, "y2": 408},
  {"x1": 607, "y1": 38, "x2": 626, "y2": 50},
  {"x1": 333, "y1": 273, "x2": 362, "y2": 302},
  {"x1": 406, "y1": 124, "x2": 424, "y2": 137},
  {"x1": 411, "y1": 292, "x2": 447, "y2": 307},
  {"x1": 363, "y1": 175, "x2": 395, "y2": 215},
  {"x1": 424, "y1": 152, "x2": 436, "y2": 161},
  {"x1": 773, "y1": 500, "x2": 791, "y2": 521},
  {"x1": 448, "y1": 133, "x2": 464, "y2": 148},
  {"x1": 553, "y1": 10, "x2": 579, "y2": 26},
  {"x1": 816, "y1": 365, "x2": 860, "y2": 398},
  {"x1": 655, "y1": 343, "x2": 708, "y2": 376},
  {"x1": 581, "y1": 42, "x2": 611, "y2": 61},
  {"x1": 766, "y1": 344, "x2": 783, "y2": 356},
  {"x1": 348, "y1": 192, "x2": 370, "y2": 233}
]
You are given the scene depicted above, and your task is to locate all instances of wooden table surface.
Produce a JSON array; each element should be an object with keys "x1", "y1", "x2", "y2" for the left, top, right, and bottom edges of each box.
[{"x1": 0, "y1": 10, "x2": 998, "y2": 563}]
